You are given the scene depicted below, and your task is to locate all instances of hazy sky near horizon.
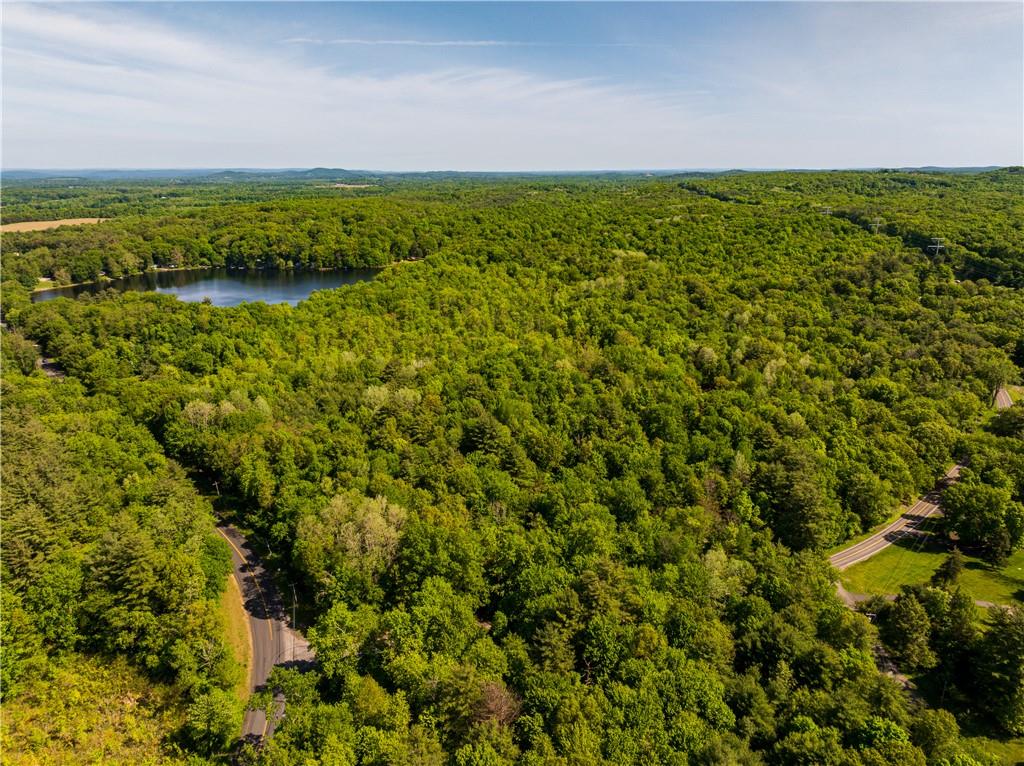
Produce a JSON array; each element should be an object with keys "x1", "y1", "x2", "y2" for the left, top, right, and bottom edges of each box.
[{"x1": 2, "y1": 2, "x2": 1021, "y2": 170}]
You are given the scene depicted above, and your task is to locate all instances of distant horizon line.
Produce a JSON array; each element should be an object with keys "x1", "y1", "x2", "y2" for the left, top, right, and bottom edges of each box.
[{"x1": 4, "y1": 164, "x2": 1015, "y2": 174}]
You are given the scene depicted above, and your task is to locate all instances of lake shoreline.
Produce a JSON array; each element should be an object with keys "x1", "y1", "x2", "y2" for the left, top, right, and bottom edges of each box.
[
  {"x1": 32, "y1": 264, "x2": 376, "y2": 293},
  {"x1": 31, "y1": 265, "x2": 381, "y2": 306},
  {"x1": 33, "y1": 265, "x2": 211, "y2": 293}
]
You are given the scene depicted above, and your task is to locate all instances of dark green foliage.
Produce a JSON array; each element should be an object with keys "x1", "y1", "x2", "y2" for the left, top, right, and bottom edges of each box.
[
  {"x1": 930, "y1": 549, "x2": 965, "y2": 588},
  {"x1": 0, "y1": 359, "x2": 239, "y2": 727},
  {"x1": 990, "y1": 404, "x2": 1024, "y2": 438},
  {"x1": 941, "y1": 476, "x2": 1024, "y2": 564},
  {"x1": 974, "y1": 607, "x2": 1024, "y2": 736},
  {"x1": 873, "y1": 576, "x2": 1024, "y2": 740},
  {"x1": 1, "y1": 329, "x2": 38, "y2": 375},
  {"x1": 0, "y1": 587, "x2": 45, "y2": 700},
  {"x1": 4, "y1": 192, "x2": 460, "y2": 286},
  {"x1": 880, "y1": 593, "x2": 936, "y2": 671},
  {"x1": 684, "y1": 169, "x2": 1024, "y2": 287}
]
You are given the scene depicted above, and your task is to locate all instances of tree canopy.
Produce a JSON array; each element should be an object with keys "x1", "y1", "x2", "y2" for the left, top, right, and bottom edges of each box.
[{"x1": 3, "y1": 170, "x2": 1022, "y2": 764}]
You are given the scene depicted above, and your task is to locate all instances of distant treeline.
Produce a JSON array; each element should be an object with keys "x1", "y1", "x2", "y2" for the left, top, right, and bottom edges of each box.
[{"x1": 682, "y1": 168, "x2": 1024, "y2": 288}]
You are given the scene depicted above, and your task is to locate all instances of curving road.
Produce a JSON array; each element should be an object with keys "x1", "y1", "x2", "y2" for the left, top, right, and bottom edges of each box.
[
  {"x1": 829, "y1": 463, "x2": 963, "y2": 572},
  {"x1": 831, "y1": 387, "x2": 1014, "y2": 576},
  {"x1": 216, "y1": 524, "x2": 314, "y2": 743}
]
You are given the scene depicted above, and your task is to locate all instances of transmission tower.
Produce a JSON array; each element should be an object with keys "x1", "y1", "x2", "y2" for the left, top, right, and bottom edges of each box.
[
  {"x1": 819, "y1": 206, "x2": 832, "y2": 216},
  {"x1": 927, "y1": 237, "x2": 946, "y2": 256},
  {"x1": 869, "y1": 217, "x2": 883, "y2": 233}
]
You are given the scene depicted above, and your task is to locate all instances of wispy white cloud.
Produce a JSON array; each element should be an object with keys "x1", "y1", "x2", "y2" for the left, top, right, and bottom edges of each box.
[
  {"x1": 284, "y1": 37, "x2": 656, "y2": 48},
  {"x1": 1, "y1": 2, "x2": 1020, "y2": 169},
  {"x1": 284, "y1": 37, "x2": 541, "y2": 48},
  {"x1": 1, "y1": 4, "x2": 699, "y2": 168}
]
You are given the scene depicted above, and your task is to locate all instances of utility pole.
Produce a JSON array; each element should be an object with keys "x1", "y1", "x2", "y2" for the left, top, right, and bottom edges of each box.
[{"x1": 291, "y1": 582, "x2": 297, "y2": 628}]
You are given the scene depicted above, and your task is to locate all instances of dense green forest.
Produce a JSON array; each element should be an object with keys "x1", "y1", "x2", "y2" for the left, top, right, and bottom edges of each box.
[
  {"x1": 0, "y1": 359, "x2": 245, "y2": 756},
  {"x1": 2, "y1": 171, "x2": 1023, "y2": 764},
  {"x1": 683, "y1": 169, "x2": 1024, "y2": 288}
]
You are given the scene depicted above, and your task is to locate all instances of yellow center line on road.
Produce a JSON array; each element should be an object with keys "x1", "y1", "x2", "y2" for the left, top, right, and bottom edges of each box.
[
  {"x1": 217, "y1": 525, "x2": 248, "y2": 561},
  {"x1": 216, "y1": 526, "x2": 274, "y2": 643}
]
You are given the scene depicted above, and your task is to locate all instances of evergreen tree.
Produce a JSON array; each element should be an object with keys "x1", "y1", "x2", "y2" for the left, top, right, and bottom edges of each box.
[
  {"x1": 931, "y1": 548, "x2": 965, "y2": 588},
  {"x1": 881, "y1": 594, "x2": 937, "y2": 671}
]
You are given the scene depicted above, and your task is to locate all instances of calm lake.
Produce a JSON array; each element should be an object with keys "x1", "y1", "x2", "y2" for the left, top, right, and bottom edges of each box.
[{"x1": 31, "y1": 267, "x2": 380, "y2": 307}]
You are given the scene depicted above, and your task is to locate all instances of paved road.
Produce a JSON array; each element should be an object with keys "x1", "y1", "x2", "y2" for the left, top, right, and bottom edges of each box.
[
  {"x1": 832, "y1": 388, "x2": 1015, "y2": 607},
  {"x1": 215, "y1": 525, "x2": 313, "y2": 744},
  {"x1": 39, "y1": 357, "x2": 65, "y2": 379},
  {"x1": 829, "y1": 463, "x2": 963, "y2": 572},
  {"x1": 29, "y1": 340, "x2": 65, "y2": 379},
  {"x1": 836, "y1": 582, "x2": 995, "y2": 610},
  {"x1": 995, "y1": 387, "x2": 1013, "y2": 410}
]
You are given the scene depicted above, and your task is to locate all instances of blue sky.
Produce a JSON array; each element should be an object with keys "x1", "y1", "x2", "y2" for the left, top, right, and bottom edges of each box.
[{"x1": 2, "y1": 2, "x2": 1021, "y2": 169}]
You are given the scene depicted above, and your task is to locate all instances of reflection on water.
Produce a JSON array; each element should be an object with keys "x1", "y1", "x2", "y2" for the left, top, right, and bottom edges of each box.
[{"x1": 32, "y1": 267, "x2": 380, "y2": 307}]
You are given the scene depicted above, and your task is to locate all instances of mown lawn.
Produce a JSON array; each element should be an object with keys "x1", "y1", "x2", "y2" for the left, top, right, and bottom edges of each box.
[
  {"x1": 841, "y1": 540, "x2": 1024, "y2": 606},
  {"x1": 220, "y1": 573, "x2": 252, "y2": 702}
]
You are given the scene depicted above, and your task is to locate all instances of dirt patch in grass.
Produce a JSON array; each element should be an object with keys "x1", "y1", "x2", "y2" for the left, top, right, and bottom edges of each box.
[{"x1": 1, "y1": 218, "x2": 107, "y2": 232}]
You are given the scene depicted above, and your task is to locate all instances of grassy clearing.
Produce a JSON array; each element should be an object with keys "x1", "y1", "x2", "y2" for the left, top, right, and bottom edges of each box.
[
  {"x1": 841, "y1": 539, "x2": 1024, "y2": 606},
  {"x1": 1006, "y1": 384, "x2": 1024, "y2": 404},
  {"x1": 1, "y1": 217, "x2": 106, "y2": 232},
  {"x1": 840, "y1": 537, "x2": 944, "y2": 594},
  {"x1": 1, "y1": 655, "x2": 188, "y2": 765},
  {"x1": 961, "y1": 549, "x2": 1024, "y2": 605},
  {"x1": 220, "y1": 573, "x2": 252, "y2": 702},
  {"x1": 965, "y1": 736, "x2": 1024, "y2": 765}
]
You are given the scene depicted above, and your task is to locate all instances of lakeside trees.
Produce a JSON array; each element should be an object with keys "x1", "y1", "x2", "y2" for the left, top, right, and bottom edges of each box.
[
  {"x1": 2, "y1": 171, "x2": 1022, "y2": 764},
  {"x1": 2, "y1": 195, "x2": 450, "y2": 287}
]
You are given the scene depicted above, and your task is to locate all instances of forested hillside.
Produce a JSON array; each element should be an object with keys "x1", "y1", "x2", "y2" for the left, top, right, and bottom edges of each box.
[
  {"x1": 683, "y1": 169, "x2": 1024, "y2": 287},
  {"x1": 0, "y1": 360, "x2": 246, "y2": 757},
  {"x1": 2, "y1": 173, "x2": 1023, "y2": 764}
]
